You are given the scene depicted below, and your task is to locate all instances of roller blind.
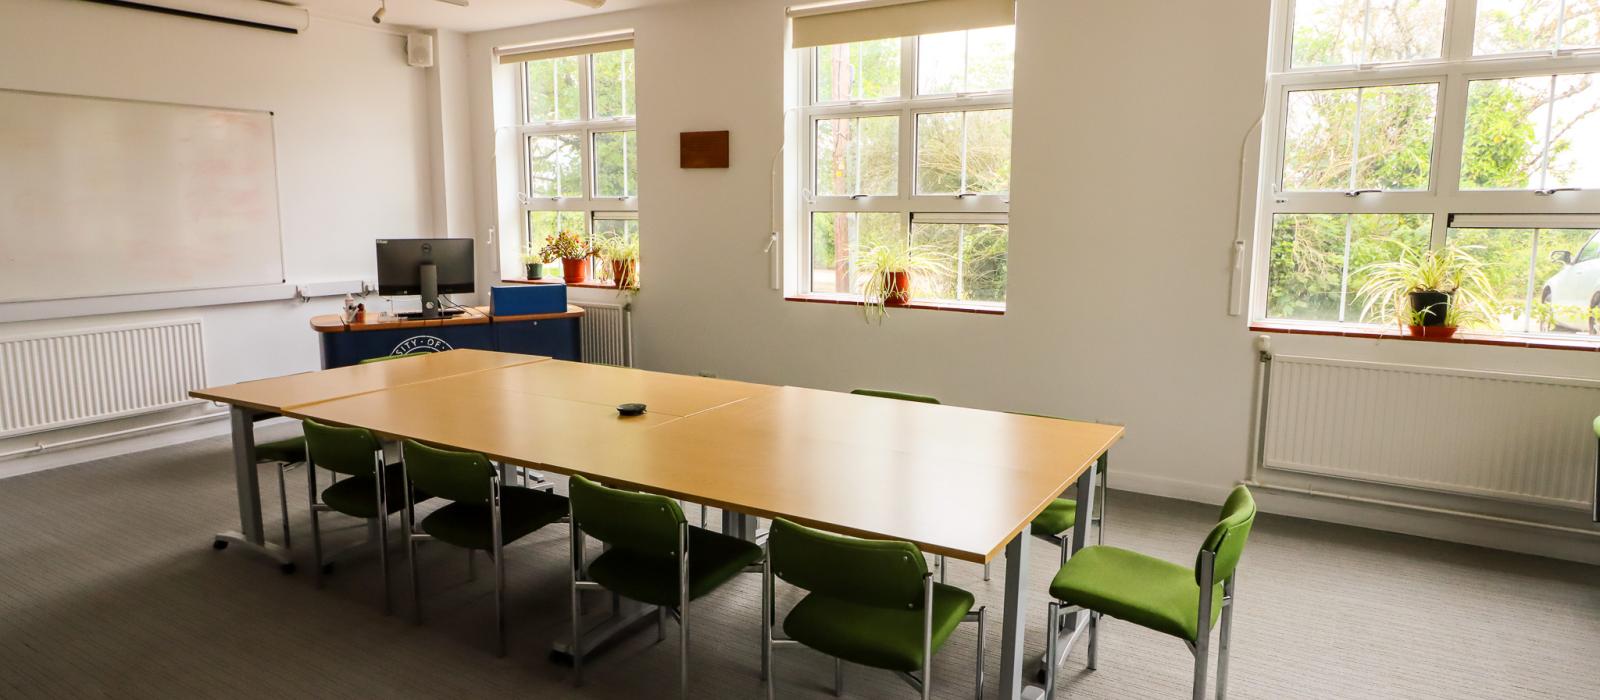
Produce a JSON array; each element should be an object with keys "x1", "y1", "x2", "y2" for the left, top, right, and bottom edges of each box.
[
  {"x1": 497, "y1": 32, "x2": 634, "y2": 65},
  {"x1": 789, "y1": 0, "x2": 1014, "y2": 48}
]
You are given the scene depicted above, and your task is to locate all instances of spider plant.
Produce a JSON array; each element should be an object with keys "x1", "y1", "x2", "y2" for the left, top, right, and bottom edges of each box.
[
  {"x1": 597, "y1": 236, "x2": 640, "y2": 290},
  {"x1": 851, "y1": 242, "x2": 948, "y2": 323},
  {"x1": 1353, "y1": 238, "x2": 1495, "y2": 330}
]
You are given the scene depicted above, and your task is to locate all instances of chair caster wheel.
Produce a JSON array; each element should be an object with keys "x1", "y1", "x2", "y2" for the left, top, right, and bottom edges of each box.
[
  {"x1": 1034, "y1": 667, "x2": 1049, "y2": 683},
  {"x1": 280, "y1": 562, "x2": 297, "y2": 575},
  {"x1": 548, "y1": 649, "x2": 574, "y2": 667},
  {"x1": 212, "y1": 540, "x2": 229, "y2": 550},
  {"x1": 322, "y1": 563, "x2": 335, "y2": 575}
]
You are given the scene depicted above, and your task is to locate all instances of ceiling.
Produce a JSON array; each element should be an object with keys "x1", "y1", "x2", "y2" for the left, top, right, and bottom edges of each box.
[{"x1": 284, "y1": 0, "x2": 671, "y2": 34}]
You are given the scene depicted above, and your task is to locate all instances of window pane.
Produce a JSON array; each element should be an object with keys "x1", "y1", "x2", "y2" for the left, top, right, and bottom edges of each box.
[
  {"x1": 1475, "y1": 0, "x2": 1564, "y2": 55},
  {"x1": 1291, "y1": 0, "x2": 1443, "y2": 67},
  {"x1": 593, "y1": 130, "x2": 637, "y2": 198},
  {"x1": 527, "y1": 134, "x2": 582, "y2": 198},
  {"x1": 815, "y1": 116, "x2": 899, "y2": 196},
  {"x1": 916, "y1": 109, "x2": 1012, "y2": 195},
  {"x1": 592, "y1": 49, "x2": 636, "y2": 119},
  {"x1": 1283, "y1": 88, "x2": 1358, "y2": 190},
  {"x1": 911, "y1": 221, "x2": 1009, "y2": 302},
  {"x1": 1538, "y1": 229, "x2": 1600, "y2": 332},
  {"x1": 918, "y1": 27, "x2": 1015, "y2": 95},
  {"x1": 815, "y1": 39, "x2": 901, "y2": 102},
  {"x1": 1461, "y1": 77, "x2": 1551, "y2": 190},
  {"x1": 527, "y1": 211, "x2": 588, "y2": 252},
  {"x1": 524, "y1": 56, "x2": 581, "y2": 123},
  {"x1": 1446, "y1": 227, "x2": 1600, "y2": 334},
  {"x1": 1354, "y1": 83, "x2": 1437, "y2": 190},
  {"x1": 592, "y1": 217, "x2": 640, "y2": 284},
  {"x1": 1283, "y1": 85, "x2": 1436, "y2": 192},
  {"x1": 1546, "y1": 73, "x2": 1600, "y2": 189},
  {"x1": 1564, "y1": 1, "x2": 1600, "y2": 50},
  {"x1": 810, "y1": 212, "x2": 903, "y2": 294},
  {"x1": 1267, "y1": 213, "x2": 1430, "y2": 322}
]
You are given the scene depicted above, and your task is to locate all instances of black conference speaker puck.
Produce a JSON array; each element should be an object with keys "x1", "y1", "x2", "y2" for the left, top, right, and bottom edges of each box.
[{"x1": 617, "y1": 403, "x2": 647, "y2": 416}]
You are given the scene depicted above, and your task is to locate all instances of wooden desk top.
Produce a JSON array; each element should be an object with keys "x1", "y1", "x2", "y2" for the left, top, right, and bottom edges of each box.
[
  {"x1": 433, "y1": 360, "x2": 775, "y2": 418},
  {"x1": 189, "y1": 349, "x2": 549, "y2": 413},
  {"x1": 309, "y1": 305, "x2": 583, "y2": 333}
]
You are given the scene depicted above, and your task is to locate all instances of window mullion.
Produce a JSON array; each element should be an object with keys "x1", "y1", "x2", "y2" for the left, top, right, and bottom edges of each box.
[
  {"x1": 1524, "y1": 230, "x2": 1542, "y2": 333},
  {"x1": 1347, "y1": 87, "x2": 1365, "y2": 192},
  {"x1": 1358, "y1": 0, "x2": 1375, "y2": 65},
  {"x1": 1338, "y1": 215, "x2": 1355, "y2": 323},
  {"x1": 1538, "y1": 74, "x2": 1558, "y2": 191}
]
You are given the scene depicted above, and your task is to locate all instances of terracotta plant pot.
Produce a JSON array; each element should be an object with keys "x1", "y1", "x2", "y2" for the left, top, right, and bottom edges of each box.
[
  {"x1": 882, "y1": 271, "x2": 911, "y2": 306},
  {"x1": 561, "y1": 257, "x2": 589, "y2": 284},
  {"x1": 1405, "y1": 324, "x2": 1458, "y2": 339},
  {"x1": 610, "y1": 259, "x2": 637, "y2": 288}
]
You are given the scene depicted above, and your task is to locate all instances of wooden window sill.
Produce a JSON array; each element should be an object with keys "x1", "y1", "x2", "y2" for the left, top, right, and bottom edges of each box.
[
  {"x1": 502, "y1": 278, "x2": 625, "y2": 291},
  {"x1": 786, "y1": 293, "x2": 1005, "y2": 316},
  {"x1": 1249, "y1": 320, "x2": 1600, "y2": 352}
]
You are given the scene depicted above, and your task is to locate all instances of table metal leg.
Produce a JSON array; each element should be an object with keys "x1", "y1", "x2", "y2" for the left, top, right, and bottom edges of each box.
[
  {"x1": 1022, "y1": 451, "x2": 1107, "y2": 696},
  {"x1": 722, "y1": 509, "x2": 759, "y2": 541},
  {"x1": 998, "y1": 529, "x2": 1029, "y2": 700},
  {"x1": 212, "y1": 406, "x2": 294, "y2": 571}
]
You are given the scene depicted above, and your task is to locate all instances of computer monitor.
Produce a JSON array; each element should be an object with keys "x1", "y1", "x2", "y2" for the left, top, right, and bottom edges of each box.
[{"x1": 375, "y1": 238, "x2": 475, "y2": 319}]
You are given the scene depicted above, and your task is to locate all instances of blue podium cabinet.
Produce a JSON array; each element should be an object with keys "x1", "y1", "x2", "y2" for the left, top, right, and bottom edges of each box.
[{"x1": 313, "y1": 305, "x2": 583, "y2": 368}]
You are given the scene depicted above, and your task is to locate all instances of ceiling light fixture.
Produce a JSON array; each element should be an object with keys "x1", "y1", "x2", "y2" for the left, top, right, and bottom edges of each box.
[{"x1": 371, "y1": 0, "x2": 385, "y2": 23}]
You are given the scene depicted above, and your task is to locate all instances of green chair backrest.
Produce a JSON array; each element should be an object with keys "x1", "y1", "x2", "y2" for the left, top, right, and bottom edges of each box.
[
  {"x1": 302, "y1": 419, "x2": 381, "y2": 477},
  {"x1": 359, "y1": 353, "x2": 416, "y2": 364},
  {"x1": 402, "y1": 440, "x2": 497, "y2": 504},
  {"x1": 569, "y1": 475, "x2": 686, "y2": 557},
  {"x1": 768, "y1": 518, "x2": 928, "y2": 610},
  {"x1": 1592, "y1": 415, "x2": 1599, "y2": 439},
  {"x1": 1196, "y1": 485, "x2": 1256, "y2": 586},
  {"x1": 850, "y1": 389, "x2": 941, "y2": 404}
]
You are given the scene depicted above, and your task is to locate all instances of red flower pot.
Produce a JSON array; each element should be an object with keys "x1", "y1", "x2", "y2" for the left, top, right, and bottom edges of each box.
[
  {"x1": 1405, "y1": 324, "x2": 1457, "y2": 339},
  {"x1": 610, "y1": 259, "x2": 637, "y2": 288},
  {"x1": 562, "y1": 257, "x2": 590, "y2": 284},
  {"x1": 882, "y1": 271, "x2": 911, "y2": 306}
]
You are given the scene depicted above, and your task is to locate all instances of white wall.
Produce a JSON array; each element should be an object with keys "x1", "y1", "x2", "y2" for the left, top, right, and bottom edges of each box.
[
  {"x1": 0, "y1": 0, "x2": 441, "y2": 464},
  {"x1": 468, "y1": 0, "x2": 1600, "y2": 560}
]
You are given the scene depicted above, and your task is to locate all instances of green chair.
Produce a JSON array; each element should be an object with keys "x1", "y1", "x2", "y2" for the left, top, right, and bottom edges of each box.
[
  {"x1": 763, "y1": 518, "x2": 984, "y2": 700},
  {"x1": 1592, "y1": 416, "x2": 1599, "y2": 523},
  {"x1": 400, "y1": 440, "x2": 568, "y2": 656},
  {"x1": 302, "y1": 419, "x2": 425, "y2": 614},
  {"x1": 257, "y1": 436, "x2": 306, "y2": 562},
  {"x1": 567, "y1": 475, "x2": 763, "y2": 697},
  {"x1": 1041, "y1": 485, "x2": 1256, "y2": 700}
]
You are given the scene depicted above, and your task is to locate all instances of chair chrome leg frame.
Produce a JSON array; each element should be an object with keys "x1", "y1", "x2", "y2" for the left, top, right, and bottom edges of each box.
[
  {"x1": 305, "y1": 449, "x2": 394, "y2": 615},
  {"x1": 763, "y1": 555, "x2": 985, "y2": 700},
  {"x1": 212, "y1": 406, "x2": 296, "y2": 572},
  {"x1": 1038, "y1": 550, "x2": 1236, "y2": 700},
  {"x1": 401, "y1": 468, "x2": 513, "y2": 657}
]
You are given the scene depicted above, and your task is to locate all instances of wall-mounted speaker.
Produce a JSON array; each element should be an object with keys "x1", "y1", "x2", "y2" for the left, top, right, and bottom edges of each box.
[{"x1": 406, "y1": 32, "x2": 435, "y2": 68}]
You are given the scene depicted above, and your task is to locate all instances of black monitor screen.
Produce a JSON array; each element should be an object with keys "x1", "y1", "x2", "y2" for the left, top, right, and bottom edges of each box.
[{"x1": 375, "y1": 238, "x2": 475, "y2": 296}]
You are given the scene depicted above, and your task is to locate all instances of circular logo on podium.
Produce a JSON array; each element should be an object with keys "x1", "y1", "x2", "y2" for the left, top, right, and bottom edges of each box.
[{"x1": 391, "y1": 335, "x2": 453, "y2": 356}]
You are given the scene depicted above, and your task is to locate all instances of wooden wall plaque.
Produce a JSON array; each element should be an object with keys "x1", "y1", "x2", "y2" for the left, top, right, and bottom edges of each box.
[{"x1": 679, "y1": 130, "x2": 730, "y2": 168}]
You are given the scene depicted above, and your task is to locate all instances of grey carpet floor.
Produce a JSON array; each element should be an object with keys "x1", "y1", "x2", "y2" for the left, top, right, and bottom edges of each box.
[{"x1": 1, "y1": 427, "x2": 1597, "y2": 699}]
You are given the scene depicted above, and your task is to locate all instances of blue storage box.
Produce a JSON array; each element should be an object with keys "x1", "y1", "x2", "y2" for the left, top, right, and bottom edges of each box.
[{"x1": 491, "y1": 283, "x2": 568, "y2": 316}]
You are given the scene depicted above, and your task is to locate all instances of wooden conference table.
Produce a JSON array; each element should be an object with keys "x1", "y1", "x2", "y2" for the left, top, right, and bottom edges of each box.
[{"x1": 192, "y1": 349, "x2": 1123, "y2": 699}]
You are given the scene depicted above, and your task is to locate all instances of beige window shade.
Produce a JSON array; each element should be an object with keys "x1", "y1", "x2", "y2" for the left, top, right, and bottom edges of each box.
[
  {"x1": 789, "y1": 0, "x2": 1013, "y2": 48},
  {"x1": 497, "y1": 33, "x2": 634, "y2": 65}
]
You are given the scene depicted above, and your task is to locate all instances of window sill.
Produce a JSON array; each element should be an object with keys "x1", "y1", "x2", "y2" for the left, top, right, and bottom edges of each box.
[
  {"x1": 786, "y1": 293, "x2": 1005, "y2": 316},
  {"x1": 1249, "y1": 320, "x2": 1600, "y2": 352},
  {"x1": 502, "y1": 278, "x2": 627, "y2": 291}
]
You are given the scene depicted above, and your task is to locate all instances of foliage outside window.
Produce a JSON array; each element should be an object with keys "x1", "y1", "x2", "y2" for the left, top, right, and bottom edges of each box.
[
  {"x1": 799, "y1": 28, "x2": 1013, "y2": 306},
  {"x1": 519, "y1": 47, "x2": 638, "y2": 286},
  {"x1": 1259, "y1": 0, "x2": 1600, "y2": 339}
]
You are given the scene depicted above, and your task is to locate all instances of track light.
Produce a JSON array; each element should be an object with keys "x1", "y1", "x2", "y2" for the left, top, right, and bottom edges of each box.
[{"x1": 372, "y1": 0, "x2": 386, "y2": 23}]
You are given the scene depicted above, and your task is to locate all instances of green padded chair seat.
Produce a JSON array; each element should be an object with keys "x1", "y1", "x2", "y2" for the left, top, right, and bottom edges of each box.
[
  {"x1": 1048, "y1": 545, "x2": 1222, "y2": 642},
  {"x1": 783, "y1": 583, "x2": 974, "y2": 672},
  {"x1": 1030, "y1": 498, "x2": 1077, "y2": 537},
  {"x1": 419, "y1": 486, "x2": 568, "y2": 551},
  {"x1": 586, "y1": 527, "x2": 763, "y2": 607},
  {"x1": 320, "y1": 463, "x2": 426, "y2": 520},
  {"x1": 257, "y1": 438, "x2": 306, "y2": 464}
]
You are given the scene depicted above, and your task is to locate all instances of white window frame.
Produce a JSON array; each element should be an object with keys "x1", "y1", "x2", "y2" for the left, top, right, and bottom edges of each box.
[
  {"x1": 518, "y1": 49, "x2": 638, "y2": 260},
  {"x1": 796, "y1": 32, "x2": 1013, "y2": 306},
  {"x1": 1252, "y1": 0, "x2": 1600, "y2": 333}
]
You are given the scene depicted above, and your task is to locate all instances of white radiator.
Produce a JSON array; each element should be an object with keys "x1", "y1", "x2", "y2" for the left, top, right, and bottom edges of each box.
[
  {"x1": 1262, "y1": 355, "x2": 1600, "y2": 509},
  {"x1": 0, "y1": 320, "x2": 207, "y2": 437},
  {"x1": 573, "y1": 301, "x2": 631, "y2": 367}
]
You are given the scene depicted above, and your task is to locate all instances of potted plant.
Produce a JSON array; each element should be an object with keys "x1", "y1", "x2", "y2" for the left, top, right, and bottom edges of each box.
[
  {"x1": 597, "y1": 236, "x2": 640, "y2": 290},
  {"x1": 539, "y1": 229, "x2": 596, "y2": 284},
  {"x1": 1354, "y1": 239, "x2": 1494, "y2": 339},
  {"x1": 852, "y1": 242, "x2": 947, "y2": 322},
  {"x1": 520, "y1": 243, "x2": 546, "y2": 280}
]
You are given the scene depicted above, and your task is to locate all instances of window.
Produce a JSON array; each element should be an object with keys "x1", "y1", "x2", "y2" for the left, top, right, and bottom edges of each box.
[
  {"x1": 1256, "y1": 0, "x2": 1600, "y2": 340},
  {"x1": 797, "y1": 27, "x2": 1014, "y2": 307},
  {"x1": 514, "y1": 43, "x2": 637, "y2": 285}
]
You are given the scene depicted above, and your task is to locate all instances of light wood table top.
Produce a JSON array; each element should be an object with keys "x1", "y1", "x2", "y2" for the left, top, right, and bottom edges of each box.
[
  {"x1": 189, "y1": 349, "x2": 549, "y2": 413},
  {"x1": 432, "y1": 360, "x2": 775, "y2": 418}
]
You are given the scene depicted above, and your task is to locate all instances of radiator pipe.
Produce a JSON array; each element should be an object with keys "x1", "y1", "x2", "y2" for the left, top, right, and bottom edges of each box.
[
  {"x1": 0, "y1": 411, "x2": 226, "y2": 461},
  {"x1": 1245, "y1": 480, "x2": 1600, "y2": 538}
]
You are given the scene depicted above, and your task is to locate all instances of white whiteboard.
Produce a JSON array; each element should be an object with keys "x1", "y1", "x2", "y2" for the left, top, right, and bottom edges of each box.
[{"x1": 0, "y1": 90, "x2": 284, "y2": 303}]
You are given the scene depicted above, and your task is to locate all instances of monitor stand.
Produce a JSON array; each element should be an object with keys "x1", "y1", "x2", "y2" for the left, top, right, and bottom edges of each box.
[{"x1": 396, "y1": 263, "x2": 464, "y2": 319}]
